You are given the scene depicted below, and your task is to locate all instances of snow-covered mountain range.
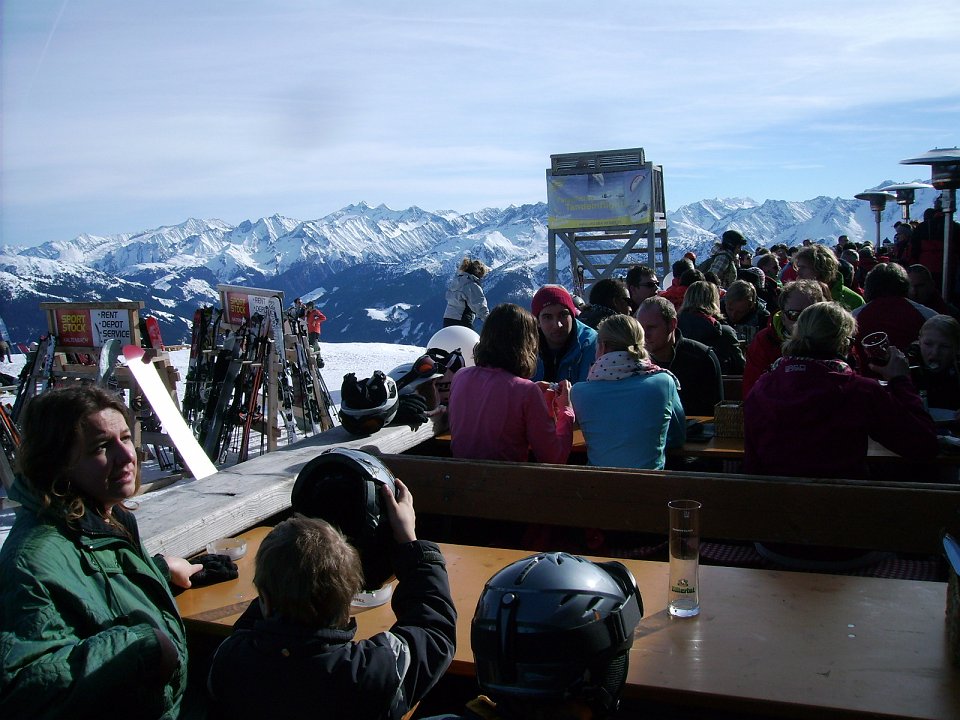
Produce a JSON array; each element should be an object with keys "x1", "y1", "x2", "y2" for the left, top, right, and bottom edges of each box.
[{"x1": 0, "y1": 183, "x2": 940, "y2": 347}]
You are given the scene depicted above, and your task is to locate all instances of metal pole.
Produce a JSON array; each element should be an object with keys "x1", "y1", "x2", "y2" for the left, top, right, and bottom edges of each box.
[
  {"x1": 874, "y1": 209, "x2": 882, "y2": 251},
  {"x1": 942, "y1": 189, "x2": 956, "y2": 303},
  {"x1": 547, "y1": 229, "x2": 557, "y2": 284}
]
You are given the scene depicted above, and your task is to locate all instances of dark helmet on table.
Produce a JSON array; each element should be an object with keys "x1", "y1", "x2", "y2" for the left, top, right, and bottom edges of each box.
[
  {"x1": 291, "y1": 448, "x2": 399, "y2": 591},
  {"x1": 471, "y1": 552, "x2": 643, "y2": 718},
  {"x1": 339, "y1": 370, "x2": 399, "y2": 436}
]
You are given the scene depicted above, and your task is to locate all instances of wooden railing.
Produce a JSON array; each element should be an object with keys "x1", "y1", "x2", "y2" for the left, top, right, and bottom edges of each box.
[{"x1": 382, "y1": 453, "x2": 960, "y2": 555}]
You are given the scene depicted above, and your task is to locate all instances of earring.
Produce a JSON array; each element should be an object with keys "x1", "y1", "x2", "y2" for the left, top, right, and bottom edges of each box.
[{"x1": 51, "y1": 476, "x2": 72, "y2": 498}]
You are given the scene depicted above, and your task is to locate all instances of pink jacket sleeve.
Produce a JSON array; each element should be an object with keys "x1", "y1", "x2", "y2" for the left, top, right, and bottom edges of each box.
[{"x1": 523, "y1": 384, "x2": 574, "y2": 464}]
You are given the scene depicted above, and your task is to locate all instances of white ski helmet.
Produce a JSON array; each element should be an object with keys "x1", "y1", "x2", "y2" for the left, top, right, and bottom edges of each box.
[{"x1": 426, "y1": 325, "x2": 479, "y2": 368}]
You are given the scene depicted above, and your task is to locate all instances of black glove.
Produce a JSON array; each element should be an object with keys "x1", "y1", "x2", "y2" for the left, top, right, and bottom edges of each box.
[
  {"x1": 394, "y1": 393, "x2": 429, "y2": 430},
  {"x1": 189, "y1": 553, "x2": 239, "y2": 587}
]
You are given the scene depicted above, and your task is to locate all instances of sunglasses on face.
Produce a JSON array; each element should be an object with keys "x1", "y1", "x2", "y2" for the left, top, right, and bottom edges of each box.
[
  {"x1": 639, "y1": 281, "x2": 659, "y2": 289},
  {"x1": 784, "y1": 308, "x2": 803, "y2": 321}
]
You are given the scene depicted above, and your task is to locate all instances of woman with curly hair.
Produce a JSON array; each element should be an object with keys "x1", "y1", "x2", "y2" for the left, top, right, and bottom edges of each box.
[
  {"x1": 448, "y1": 303, "x2": 573, "y2": 463},
  {"x1": 0, "y1": 386, "x2": 202, "y2": 719}
]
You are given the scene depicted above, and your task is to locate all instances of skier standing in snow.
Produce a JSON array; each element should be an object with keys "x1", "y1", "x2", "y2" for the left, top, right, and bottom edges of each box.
[
  {"x1": 442, "y1": 257, "x2": 490, "y2": 329},
  {"x1": 0, "y1": 315, "x2": 11, "y2": 362},
  {"x1": 305, "y1": 301, "x2": 327, "y2": 367}
]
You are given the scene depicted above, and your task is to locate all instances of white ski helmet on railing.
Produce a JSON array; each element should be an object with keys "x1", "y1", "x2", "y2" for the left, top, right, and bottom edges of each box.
[{"x1": 426, "y1": 325, "x2": 479, "y2": 367}]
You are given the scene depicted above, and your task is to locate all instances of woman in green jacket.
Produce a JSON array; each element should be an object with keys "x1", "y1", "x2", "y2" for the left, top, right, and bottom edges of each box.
[{"x1": 0, "y1": 386, "x2": 202, "y2": 719}]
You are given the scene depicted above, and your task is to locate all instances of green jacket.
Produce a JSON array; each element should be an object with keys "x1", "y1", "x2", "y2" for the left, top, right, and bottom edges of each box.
[
  {"x1": 832, "y1": 277, "x2": 865, "y2": 312},
  {"x1": 0, "y1": 482, "x2": 189, "y2": 719}
]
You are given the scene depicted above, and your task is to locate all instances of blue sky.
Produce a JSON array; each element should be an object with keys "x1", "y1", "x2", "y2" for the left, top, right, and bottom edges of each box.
[{"x1": 2, "y1": 1, "x2": 958, "y2": 247}]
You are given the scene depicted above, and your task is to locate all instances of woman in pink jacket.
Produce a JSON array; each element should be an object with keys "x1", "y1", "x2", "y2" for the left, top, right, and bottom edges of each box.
[{"x1": 448, "y1": 303, "x2": 573, "y2": 464}]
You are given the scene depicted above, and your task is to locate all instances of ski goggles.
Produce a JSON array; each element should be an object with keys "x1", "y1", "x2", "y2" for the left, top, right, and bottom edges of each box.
[
  {"x1": 426, "y1": 347, "x2": 466, "y2": 375},
  {"x1": 393, "y1": 354, "x2": 446, "y2": 391}
]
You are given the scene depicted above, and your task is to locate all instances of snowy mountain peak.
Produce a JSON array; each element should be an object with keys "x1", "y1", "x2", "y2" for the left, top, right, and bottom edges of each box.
[{"x1": 0, "y1": 185, "x2": 944, "y2": 347}]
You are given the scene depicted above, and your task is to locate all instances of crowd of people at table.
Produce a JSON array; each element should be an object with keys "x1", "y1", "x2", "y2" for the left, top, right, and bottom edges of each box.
[{"x1": 443, "y1": 225, "x2": 960, "y2": 483}]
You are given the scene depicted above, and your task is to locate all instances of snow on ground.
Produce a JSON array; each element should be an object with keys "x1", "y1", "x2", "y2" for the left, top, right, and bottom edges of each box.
[{"x1": 1, "y1": 340, "x2": 426, "y2": 409}]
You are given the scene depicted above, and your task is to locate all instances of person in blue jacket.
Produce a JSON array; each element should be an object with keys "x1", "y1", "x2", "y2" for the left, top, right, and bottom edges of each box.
[
  {"x1": 530, "y1": 284, "x2": 598, "y2": 383},
  {"x1": 572, "y1": 314, "x2": 685, "y2": 469}
]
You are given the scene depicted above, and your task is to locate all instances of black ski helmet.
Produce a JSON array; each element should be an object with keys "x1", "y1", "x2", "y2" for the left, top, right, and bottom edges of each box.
[
  {"x1": 291, "y1": 448, "x2": 399, "y2": 591},
  {"x1": 471, "y1": 552, "x2": 643, "y2": 718},
  {"x1": 339, "y1": 371, "x2": 399, "y2": 436},
  {"x1": 720, "y1": 229, "x2": 747, "y2": 250}
]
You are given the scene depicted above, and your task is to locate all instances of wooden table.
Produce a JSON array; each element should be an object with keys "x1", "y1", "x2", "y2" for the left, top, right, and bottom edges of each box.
[{"x1": 178, "y1": 527, "x2": 960, "y2": 719}]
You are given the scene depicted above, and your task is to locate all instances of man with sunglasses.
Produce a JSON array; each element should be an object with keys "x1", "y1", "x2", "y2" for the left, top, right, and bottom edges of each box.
[{"x1": 625, "y1": 265, "x2": 660, "y2": 313}]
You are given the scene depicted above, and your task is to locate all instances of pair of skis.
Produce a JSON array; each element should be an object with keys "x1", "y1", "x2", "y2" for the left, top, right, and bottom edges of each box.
[
  {"x1": 267, "y1": 296, "x2": 299, "y2": 445},
  {"x1": 183, "y1": 307, "x2": 222, "y2": 427},
  {"x1": 202, "y1": 313, "x2": 274, "y2": 463},
  {"x1": 10, "y1": 335, "x2": 57, "y2": 424},
  {"x1": 290, "y1": 325, "x2": 336, "y2": 433}
]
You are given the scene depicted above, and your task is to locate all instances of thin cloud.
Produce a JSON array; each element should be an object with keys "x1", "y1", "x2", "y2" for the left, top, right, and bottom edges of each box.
[{"x1": 2, "y1": 1, "x2": 958, "y2": 245}]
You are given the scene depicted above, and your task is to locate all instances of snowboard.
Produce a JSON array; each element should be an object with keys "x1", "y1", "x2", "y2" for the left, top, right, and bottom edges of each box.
[
  {"x1": 98, "y1": 339, "x2": 122, "y2": 387},
  {"x1": 122, "y1": 345, "x2": 218, "y2": 480}
]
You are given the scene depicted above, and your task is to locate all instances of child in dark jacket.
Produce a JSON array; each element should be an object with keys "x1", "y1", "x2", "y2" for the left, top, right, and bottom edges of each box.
[{"x1": 207, "y1": 480, "x2": 457, "y2": 720}]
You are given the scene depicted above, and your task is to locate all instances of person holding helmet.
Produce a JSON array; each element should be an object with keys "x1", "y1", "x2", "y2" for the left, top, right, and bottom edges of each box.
[
  {"x1": 209, "y1": 449, "x2": 457, "y2": 720},
  {"x1": 425, "y1": 552, "x2": 643, "y2": 720},
  {"x1": 698, "y1": 229, "x2": 747, "y2": 289}
]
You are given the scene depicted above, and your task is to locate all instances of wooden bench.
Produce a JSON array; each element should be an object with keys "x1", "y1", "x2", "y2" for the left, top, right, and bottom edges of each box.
[{"x1": 381, "y1": 454, "x2": 960, "y2": 555}]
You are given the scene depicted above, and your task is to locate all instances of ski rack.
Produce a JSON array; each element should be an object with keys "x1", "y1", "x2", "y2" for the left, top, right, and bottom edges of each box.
[{"x1": 206, "y1": 284, "x2": 337, "y2": 464}]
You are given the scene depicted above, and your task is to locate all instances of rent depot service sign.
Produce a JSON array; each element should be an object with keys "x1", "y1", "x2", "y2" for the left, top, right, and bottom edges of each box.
[{"x1": 55, "y1": 308, "x2": 132, "y2": 347}]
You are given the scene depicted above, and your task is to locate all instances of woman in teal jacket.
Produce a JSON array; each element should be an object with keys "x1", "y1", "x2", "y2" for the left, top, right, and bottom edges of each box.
[
  {"x1": 0, "y1": 386, "x2": 201, "y2": 719},
  {"x1": 572, "y1": 314, "x2": 686, "y2": 469}
]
